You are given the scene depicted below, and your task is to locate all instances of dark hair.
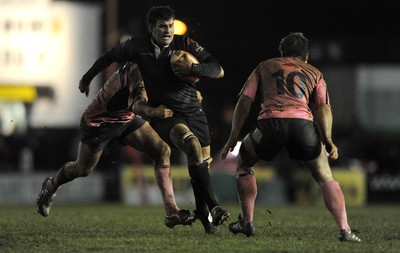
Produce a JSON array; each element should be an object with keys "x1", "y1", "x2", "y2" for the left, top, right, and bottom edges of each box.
[
  {"x1": 146, "y1": 6, "x2": 175, "y2": 32},
  {"x1": 278, "y1": 32, "x2": 309, "y2": 60}
]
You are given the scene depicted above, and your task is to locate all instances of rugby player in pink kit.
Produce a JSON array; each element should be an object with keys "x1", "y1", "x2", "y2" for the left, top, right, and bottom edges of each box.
[
  {"x1": 221, "y1": 32, "x2": 361, "y2": 242},
  {"x1": 36, "y1": 62, "x2": 195, "y2": 228}
]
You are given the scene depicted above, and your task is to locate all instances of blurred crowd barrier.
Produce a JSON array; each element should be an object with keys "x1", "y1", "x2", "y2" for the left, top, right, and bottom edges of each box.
[
  {"x1": 120, "y1": 166, "x2": 367, "y2": 207},
  {"x1": 1, "y1": 166, "x2": 393, "y2": 206},
  {"x1": 0, "y1": 172, "x2": 104, "y2": 204},
  {"x1": 293, "y1": 169, "x2": 366, "y2": 206},
  {"x1": 120, "y1": 165, "x2": 285, "y2": 206}
]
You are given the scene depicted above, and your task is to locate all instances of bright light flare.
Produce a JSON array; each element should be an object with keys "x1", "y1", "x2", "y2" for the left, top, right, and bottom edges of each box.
[
  {"x1": 230, "y1": 141, "x2": 242, "y2": 157},
  {"x1": 174, "y1": 19, "x2": 187, "y2": 35}
]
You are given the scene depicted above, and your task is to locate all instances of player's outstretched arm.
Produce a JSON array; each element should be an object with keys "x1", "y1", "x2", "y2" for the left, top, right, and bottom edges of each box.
[
  {"x1": 132, "y1": 101, "x2": 174, "y2": 120},
  {"x1": 221, "y1": 95, "x2": 253, "y2": 160},
  {"x1": 187, "y1": 39, "x2": 224, "y2": 79},
  {"x1": 316, "y1": 103, "x2": 338, "y2": 160},
  {"x1": 79, "y1": 50, "x2": 122, "y2": 96},
  {"x1": 78, "y1": 79, "x2": 90, "y2": 97}
]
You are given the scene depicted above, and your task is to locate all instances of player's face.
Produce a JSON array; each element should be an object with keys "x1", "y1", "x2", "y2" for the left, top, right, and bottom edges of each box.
[{"x1": 151, "y1": 18, "x2": 174, "y2": 47}]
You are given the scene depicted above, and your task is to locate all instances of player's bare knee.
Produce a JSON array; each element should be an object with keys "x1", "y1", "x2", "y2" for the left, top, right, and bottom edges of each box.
[
  {"x1": 178, "y1": 131, "x2": 202, "y2": 164},
  {"x1": 78, "y1": 168, "x2": 93, "y2": 177},
  {"x1": 158, "y1": 141, "x2": 171, "y2": 158},
  {"x1": 73, "y1": 162, "x2": 95, "y2": 177},
  {"x1": 238, "y1": 141, "x2": 258, "y2": 165},
  {"x1": 154, "y1": 142, "x2": 171, "y2": 164},
  {"x1": 177, "y1": 131, "x2": 196, "y2": 148}
]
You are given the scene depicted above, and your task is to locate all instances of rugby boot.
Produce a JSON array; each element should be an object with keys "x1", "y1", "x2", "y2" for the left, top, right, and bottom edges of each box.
[
  {"x1": 194, "y1": 210, "x2": 219, "y2": 234},
  {"x1": 339, "y1": 229, "x2": 361, "y2": 242},
  {"x1": 36, "y1": 177, "x2": 57, "y2": 217},
  {"x1": 164, "y1": 209, "x2": 196, "y2": 228},
  {"x1": 229, "y1": 214, "x2": 255, "y2": 237},
  {"x1": 210, "y1": 206, "x2": 230, "y2": 226}
]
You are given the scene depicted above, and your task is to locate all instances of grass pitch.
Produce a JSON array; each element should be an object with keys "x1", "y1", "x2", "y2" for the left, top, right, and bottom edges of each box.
[{"x1": 0, "y1": 204, "x2": 399, "y2": 253}]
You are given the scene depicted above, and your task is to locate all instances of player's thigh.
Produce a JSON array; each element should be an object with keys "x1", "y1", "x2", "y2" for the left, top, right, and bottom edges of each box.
[
  {"x1": 237, "y1": 135, "x2": 260, "y2": 171},
  {"x1": 123, "y1": 122, "x2": 170, "y2": 162},
  {"x1": 75, "y1": 141, "x2": 103, "y2": 170},
  {"x1": 170, "y1": 123, "x2": 191, "y2": 146},
  {"x1": 170, "y1": 123, "x2": 203, "y2": 164},
  {"x1": 302, "y1": 147, "x2": 334, "y2": 184}
]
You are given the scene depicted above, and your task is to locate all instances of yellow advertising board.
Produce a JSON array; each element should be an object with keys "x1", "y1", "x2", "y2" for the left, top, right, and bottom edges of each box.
[{"x1": 294, "y1": 168, "x2": 366, "y2": 206}]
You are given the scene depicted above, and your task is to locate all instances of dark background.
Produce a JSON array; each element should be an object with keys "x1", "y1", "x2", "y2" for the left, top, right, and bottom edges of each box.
[
  {"x1": 58, "y1": 0, "x2": 400, "y2": 155},
  {"x1": 76, "y1": 0, "x2": 400, "y2": 92},
  {"x1": 113, "y1": 0, "x2": 400, "y2": 120}
]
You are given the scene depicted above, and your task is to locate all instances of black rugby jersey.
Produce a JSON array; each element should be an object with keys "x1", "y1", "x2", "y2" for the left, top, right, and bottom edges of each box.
[{"x1": 82, "y1": 35, "x2": 222, "y2": 116}]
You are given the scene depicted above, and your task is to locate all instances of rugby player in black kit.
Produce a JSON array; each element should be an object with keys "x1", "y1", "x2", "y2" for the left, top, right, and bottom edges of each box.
[{"x1": 79, "y1": 6, "x2": 229, "y2": 233}]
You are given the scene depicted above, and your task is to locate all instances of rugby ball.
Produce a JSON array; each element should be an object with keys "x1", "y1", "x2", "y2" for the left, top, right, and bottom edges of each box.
[{"x1": 170, "y1": 50, "x2": 200, "y2": 83}]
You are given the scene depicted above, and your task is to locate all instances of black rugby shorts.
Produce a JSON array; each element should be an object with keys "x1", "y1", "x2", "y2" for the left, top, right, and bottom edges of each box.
[
  {"x1": 150, "y1": 109, "x2": 210, "y2": 148},
  {"x1": 80, "y1": 115, "x2": 146, "y2": 152},
  {"x1": 249, "y1": 118, "x2": 321, "y2": 161}
]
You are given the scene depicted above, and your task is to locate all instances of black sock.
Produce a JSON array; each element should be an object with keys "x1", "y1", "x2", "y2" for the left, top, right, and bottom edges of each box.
[
  {"x1": 188, "y1": 162, "x2": 219, "y2": 209},
  {"x1": 190, "y1": 179, "x2": 208, "y2": 218}
]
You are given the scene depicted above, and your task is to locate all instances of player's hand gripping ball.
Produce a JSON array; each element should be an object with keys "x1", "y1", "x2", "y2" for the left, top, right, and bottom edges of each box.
[{"x1": 170, "y1": 50, "x2": 200, "y2": 83}]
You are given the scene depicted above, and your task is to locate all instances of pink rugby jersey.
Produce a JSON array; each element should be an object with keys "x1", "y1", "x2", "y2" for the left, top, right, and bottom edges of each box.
[
  {"x1": 240, "y1": 57, "x2": 330, "y2": 121},
  {"x1": 84, "y1": 63, "x2": 146, "y2": 127}
]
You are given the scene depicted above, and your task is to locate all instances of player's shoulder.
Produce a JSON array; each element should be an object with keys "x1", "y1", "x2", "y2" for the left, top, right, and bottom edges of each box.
[
  {"x1": 257, "y1": 57, "x2": 281, "y2": 68},
  {"x1": 303, "y1": 61, "x2": 323, "y2": 77},
  {"x1": 123, "y1": 34, "x2": 150, "y2": 47},
  {"x1": 118, "y1": 35, "x2": 152, "y2": 57},
  {"x1": 303, "y1": 60, "x2": 320, "y2": 70},
  {"x1": 280, "y1": 57, "x2": 321, "y2": 72}
]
